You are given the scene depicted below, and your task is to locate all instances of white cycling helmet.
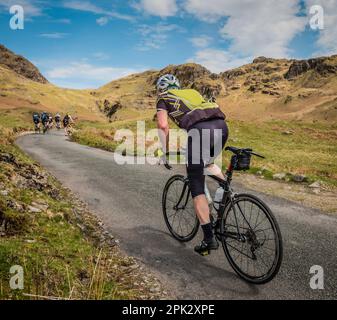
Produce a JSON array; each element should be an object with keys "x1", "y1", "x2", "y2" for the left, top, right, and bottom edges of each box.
[{"x1": 156, "y1": 74, "x2": 180, "y2": 92}]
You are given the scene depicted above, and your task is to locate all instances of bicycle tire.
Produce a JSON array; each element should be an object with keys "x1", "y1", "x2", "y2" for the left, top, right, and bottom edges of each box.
[
  {"x1": 220, "y1": 193, "x2": 283, "y2": 284},
  {"x1": 162, "y1": 175, "x2": 199, "y2": 242}
]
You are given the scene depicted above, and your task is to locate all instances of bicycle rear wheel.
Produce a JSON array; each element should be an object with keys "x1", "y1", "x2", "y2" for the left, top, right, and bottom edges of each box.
[
  {"x1": 220, "y1": 194, "x2": 283, "y2": 284},
  {"x1": 162, "y1": 175, "x2": 199, "y2": 242}
]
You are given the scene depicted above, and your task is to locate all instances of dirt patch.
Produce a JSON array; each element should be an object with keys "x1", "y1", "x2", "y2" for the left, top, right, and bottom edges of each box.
[{"x1": 236, "y1": 173, "x2": 337, "y2": 214}]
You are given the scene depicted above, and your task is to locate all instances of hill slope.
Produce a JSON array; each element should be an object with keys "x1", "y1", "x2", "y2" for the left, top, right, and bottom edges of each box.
[
  {"x1": 95, "y1": 56, "x2": 337, "y2": 122},
  {"x1": 0, "y1": 45, "x2": 104, "y2": 122},
  {"x1": 1, "y1": 44, "x2": 336, "y2": 123}
]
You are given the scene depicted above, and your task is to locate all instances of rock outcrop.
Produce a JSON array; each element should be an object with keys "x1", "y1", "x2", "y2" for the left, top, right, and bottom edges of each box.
[
  {"x1": 97, "y1": 99, "x2": 122, "y2": 120},
  {"x1": 0, "y1": 44, "x2": 48, "y2": 83},
  {"x1": 284, "y1": 56, "x2": 337, "y2": 79}
]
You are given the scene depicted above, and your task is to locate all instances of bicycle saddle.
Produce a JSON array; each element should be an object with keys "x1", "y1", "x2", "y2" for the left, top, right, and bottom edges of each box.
[{"x1": 225, "y1": 146, "x2": 252, "y2": 155}]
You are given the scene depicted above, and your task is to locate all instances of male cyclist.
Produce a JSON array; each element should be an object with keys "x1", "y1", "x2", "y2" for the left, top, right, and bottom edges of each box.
[
  {"x1": 63, "y1": 113, "x2": 73, "y2": 135},
  {"x1": 55, "y1": 113, "x2": 61, "y2": 129},
  {"x1": 32, "y1": 112, "x2": 40, "y2": 133},
  {"x1": 156, "y1": 74, "x2": 229, "y2": 255},
  {"x1": 41, "y1": 111, "x2": 49, "y2": 128},
  {"x1": 48, "y1": 114, "x2": 54, "y2": 129}
]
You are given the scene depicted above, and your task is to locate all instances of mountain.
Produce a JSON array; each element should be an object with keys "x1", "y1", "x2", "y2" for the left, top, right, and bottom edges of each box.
[
  {"x1": 0, "y1": 43, "x2": 336, "y2": 123},
  {"x1": 95, "y1": 55, "x2": 337, "y2": 122},
  {"x1": 0, "y1": 45, "x2": 48, "y2": 84},
  {"x1": 0, "y1": 44, "x2": 103, "y2": 121}
]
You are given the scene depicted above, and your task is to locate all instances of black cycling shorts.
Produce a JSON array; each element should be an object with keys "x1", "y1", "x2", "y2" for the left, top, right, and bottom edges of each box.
[{"x1": 186, "y1": 118, "x2": 228, "y2": 198}]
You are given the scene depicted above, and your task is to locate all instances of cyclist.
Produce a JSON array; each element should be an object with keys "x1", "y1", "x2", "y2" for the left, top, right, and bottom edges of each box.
[
  {"x1": 32, "y1": 112, "x2": 40, "y2": 133},
  {"x1": 156, "y1": 74, "x2": 229, "y2": 255},
  {"x1": 48, "y1": 114, "x2": 54, "y2": 129},
  {"x1": 41, "y1": 111, "x2": 49, "y2": 131},
  {"x1": 63, "y1": 113, "x2": 73, "y2": 135},
  {"x1": 55, "y1": 113, "x2": 61, "y2": 129}
]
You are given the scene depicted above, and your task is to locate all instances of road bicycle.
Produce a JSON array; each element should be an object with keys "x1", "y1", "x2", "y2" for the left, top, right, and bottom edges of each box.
[
  {"x1": 161, "y1": 146, "x2": 283, "y2": 284},
  {"x1": 34, "y1": 122, "x2": 40, "y2": 134},
  {"x1": 42, "y1": 122, "x2": 49, "y2": 134}
]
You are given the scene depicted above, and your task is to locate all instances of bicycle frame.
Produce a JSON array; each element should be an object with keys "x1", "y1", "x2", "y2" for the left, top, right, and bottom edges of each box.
[{"x1": 174, "y1": 162, "x2": 250, "y2": 243}]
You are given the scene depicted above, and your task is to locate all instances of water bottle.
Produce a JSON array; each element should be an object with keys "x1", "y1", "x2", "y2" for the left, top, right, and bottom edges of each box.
[
  {"x1": 204, "y1": 183, "x2": 213, "y2": 205},
  {"x1": 213, "y1": 187, "x2": 224, "y2": 211}
]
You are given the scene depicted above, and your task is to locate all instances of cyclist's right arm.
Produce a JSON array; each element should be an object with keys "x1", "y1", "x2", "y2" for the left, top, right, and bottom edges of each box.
[{"x1": 156, "y1": 100, "x2": 170, "y2": 154}]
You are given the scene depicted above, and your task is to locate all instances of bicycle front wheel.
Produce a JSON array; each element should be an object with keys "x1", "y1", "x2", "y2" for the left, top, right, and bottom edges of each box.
[
  {"x1": 220, "y1": 194, "x2": 283, "y2": 284},
  {"x1": 162, "y1": 175, "x2": 199, "y2": 242}
]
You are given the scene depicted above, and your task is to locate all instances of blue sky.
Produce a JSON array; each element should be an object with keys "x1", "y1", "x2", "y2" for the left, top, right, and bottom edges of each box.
[{"x1": 0, "y1": 0, "x2": 336, "y2": 89}]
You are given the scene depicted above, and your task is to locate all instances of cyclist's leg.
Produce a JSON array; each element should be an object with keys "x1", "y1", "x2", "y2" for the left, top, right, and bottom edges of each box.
[
  {"x1": 203, "y1": 119, "x2": 229, "y2": 180},
  {"x1": 186, "y1": 130, "x2": 218, "y2": 253}
]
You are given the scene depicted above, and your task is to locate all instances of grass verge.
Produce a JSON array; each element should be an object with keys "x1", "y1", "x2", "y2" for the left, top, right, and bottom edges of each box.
[
  {"x1": 0, "y1": 113, "x2": 164, "y2": 300},
  {"x1": 71, "y1": 118, "x2": 337, "y2": 188}
]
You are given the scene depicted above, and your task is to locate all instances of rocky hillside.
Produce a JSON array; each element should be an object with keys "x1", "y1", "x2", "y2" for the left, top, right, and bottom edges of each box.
[
  {"x1": 0, "y1": 43, "x2": 336, "y2": 123},
  {"x1": 0, "y1": 45, "x2": 104, "y2": 122},
  {"x1": 96, "y1": 55, "x2": 337, "y2": 122},
  {"x1": 0, "y1": 45, "x2": 48, "y2": 84}
]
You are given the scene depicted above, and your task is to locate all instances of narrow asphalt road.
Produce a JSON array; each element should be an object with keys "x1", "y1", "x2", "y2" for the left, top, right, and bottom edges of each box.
[{"x1": 17, "y1": 130, "x2": 337, "y2": 300}]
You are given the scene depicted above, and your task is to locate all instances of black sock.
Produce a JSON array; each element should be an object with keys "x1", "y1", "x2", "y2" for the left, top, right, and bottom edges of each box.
[{"x1": 201, "y1": 223, "x2": 214, "y2": 242}]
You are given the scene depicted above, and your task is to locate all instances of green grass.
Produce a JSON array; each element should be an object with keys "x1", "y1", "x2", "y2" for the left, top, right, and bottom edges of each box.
[
  {"x1": 0, "y1": 114, "x2": 158, "y2": 300},
  {"x1": 72, "y1": 118, "x2": 337, "y2": 187},
  {"x1": 226, "y1": 120, "x2": 337, "y2": 186}
]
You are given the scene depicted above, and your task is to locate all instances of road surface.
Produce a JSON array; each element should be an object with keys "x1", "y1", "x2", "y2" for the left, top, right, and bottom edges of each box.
[{"x1": 17, "y1": 131, "x2": 337, "y2": 299}]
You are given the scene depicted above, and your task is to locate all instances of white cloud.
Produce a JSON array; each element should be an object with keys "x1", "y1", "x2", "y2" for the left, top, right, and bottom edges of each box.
[
  {"x1": 185, "y1": 0, "x2": 307, "y2": 58},
  {"x1": 63, "y1": 0, "x2": 134, "y2": 21},
  {"x1": 305, "y1": 0, "x2": 337, "y2": 56},
  {"x1": 39, "y1": 33, "x2": 68, "y2": 39},
  {"x1": 96, "y1": 16, "x2": 109, "y2": 26},
  {"x1": 46, "y1": 62, "x2": 143, "y2": 88},
  {"x1": 188, "y1": 48, "x2": 252, "y2": 73},
  {"x1": 137, "y1": 23, "x2": 184, "y2": 50},
  {"x1": 133, "y1": 0, "x2": 178, "y2": 17},
  {"x1": 190, "y1": 35, "x2": 212, "y2": 48}
]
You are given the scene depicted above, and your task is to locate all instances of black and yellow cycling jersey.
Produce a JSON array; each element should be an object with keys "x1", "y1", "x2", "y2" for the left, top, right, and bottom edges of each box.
[{"x1": 156, "y1": 89, "x2": 226, "y2": 130}]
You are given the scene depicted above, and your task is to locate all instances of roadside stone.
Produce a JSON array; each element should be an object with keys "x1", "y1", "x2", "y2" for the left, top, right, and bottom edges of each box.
[
  {"x1": 150, "y1": 287, "x2": 161, "y2": 293},
  {"x1": 31, "y1": 202, "x2": 49, "y2": 211},
  {"x1": 0, "y1": 190, "x2": 9, "y2": 196},
  {"x1": 25, "y1": 239, "x2": 36, "y2": 243},
  {"x1": 282, "y1": 130, "x2": 294, "y2": 135},
  {"x1": 273, "y1": 173, "x2": 286, "y2": 180},
  {"x1": 28, "y1": 205, "x2": 42, "y2": 213},
  {"x1": 292, "y1": 175, "x2": 308, "y2": 183},
  {"x1": 309, "y1": 181, "x2": 321, "y2": 189}
]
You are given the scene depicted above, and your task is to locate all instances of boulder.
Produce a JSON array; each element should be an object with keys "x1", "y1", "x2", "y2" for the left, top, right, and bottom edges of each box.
[
  {"x1": 309, "y1": 181, "x2": 321, "y2": 189},
  {"x1": 291, "y1": 174, "x2": 308, "y2": 183},
  {"x1": 273, "y1": 173, "x2": 286, "y2": 180},
  {"x1": 253, "y1": 57, "x2": 275, "y2": 64},
  {"x1": 0, "y1": 190, "x2": 8, "y2": 196}
]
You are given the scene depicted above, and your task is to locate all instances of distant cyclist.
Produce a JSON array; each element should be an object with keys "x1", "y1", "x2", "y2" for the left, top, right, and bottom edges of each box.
[
  {"x1": 48, "y1": 114, "x2": 54, "y2": 129},
  {"x1": 156, "y1": 74, "x2": 229, "y2": 256},
  {"x1": 63, "y1": 113, "x2": 74, "y2": 136},
  {"x1": 55, "y1": 113, "x2": 61, "y2": 130},
  {"x1": 32, "y1": 112, "x2": 40, "y2": 133},
  {"x1": 41, "y1": 111, "x2": 49, "y2": 133}
]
